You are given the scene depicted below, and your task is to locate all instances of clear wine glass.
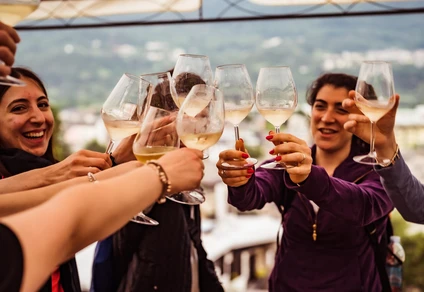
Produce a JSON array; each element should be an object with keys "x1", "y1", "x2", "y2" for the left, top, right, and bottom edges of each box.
[
  {"x1": 255, "y1": 66, "x2": 298, "y2": 170},
  {"x1": 353, "y1": 61, "x2": 396, "y2": 165},
  {"x1": 101, "y1": 73, "x2": 151, "y2": 154},
  {"x1": 0, "y1": 0, "x2": 40, "y2": 86},
  {"x1": 214, "y1": 64, "x2": 258, "y2": 170},
  {"x1": 175, "y1": 84, "x2": 225, "y2": 205},
  {"x1": 171, "y1": 54, "x2": 213, "y2": 108},
  {"x1": 131, "y1": 71, "x2": 180, "y2": 225}
]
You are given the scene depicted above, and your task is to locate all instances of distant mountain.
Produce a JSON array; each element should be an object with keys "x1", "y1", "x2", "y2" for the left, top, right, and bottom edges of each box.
[{"x1": 15, "y1": 3, "x2": 424, "y2": 108}]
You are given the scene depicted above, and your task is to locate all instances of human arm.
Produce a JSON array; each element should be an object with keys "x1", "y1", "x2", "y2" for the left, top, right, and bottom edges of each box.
[
  {"x1": 284, "y1": 166, "x2": 393, "y2": 226},
  {"x1": 376, "y1": 152, "x2": 424, "y2": 224},
  {"x1": 0, "y1": 148, "x2": 204, "y2": 292},
  {"x1": 0, "y1": 149, "x2": 112, "y2": 194},
  {"x1": 216, "y1": 139, "x2": 289, "y2": 211},
  {"x1": 0, "y1": 22, "x2": 20, "y2": 77},
  {"x1": 343, "y1": 91, "x2": 399, "y2": 161},
  {"x1": 0, "y1": 161, "x2": 142, "y2": 217}
]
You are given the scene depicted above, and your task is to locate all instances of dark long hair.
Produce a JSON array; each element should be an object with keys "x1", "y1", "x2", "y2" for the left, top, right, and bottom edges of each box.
[
  {"x1": 0, "y1": 67, "x2": 56, "y2": 163},
  {"x1": 306, "y1": 73, "x2": 369, "y2": 155}
]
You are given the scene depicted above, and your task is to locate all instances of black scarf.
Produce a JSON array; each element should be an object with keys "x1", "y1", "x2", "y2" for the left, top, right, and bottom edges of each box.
[
  {"x1": 0, "y1": 148, "x2": 81, "y2": 292},
  {"x1": 0, "y1": 148, "x2": 53, "y2": 177}
]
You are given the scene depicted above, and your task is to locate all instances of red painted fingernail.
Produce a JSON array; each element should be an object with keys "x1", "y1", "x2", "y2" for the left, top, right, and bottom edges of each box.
[
  {"x1": 269, "y1": 149, "x2": 274, "y2": 154},
  {"x1": 275, "y1": 156, "x2": 282, "y2": 161},
  {"x1": 247, "y1": 168, "x2": 254, "y2": 174},
  {"x1": 246, "y1": 175, "x2": 252, "y2": 178},
  {"x1": 266, "y1": 135, "x2": 273, "y2": 140},
  {"x1": 242, "y1": 153, "x2": 249, "y2": 158}
]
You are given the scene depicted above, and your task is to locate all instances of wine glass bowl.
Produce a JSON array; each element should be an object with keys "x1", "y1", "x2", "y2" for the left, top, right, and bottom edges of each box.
[
  {"x1": 101, "y1": 73, "x2": 151, "y2": 154},
  {"x1": 353, "y1": 61, "x2": 396, "y2": 165},
  {"x1": 0, "y1": 0, "x2": 40, "y2": 86},
  {"x1": 130, "y1": 71, "x2": 180, "y2": 225},
  {"x1": 214, "y1": 64, "x2": 257, "y2": 170},
  {"x1": 255, "y1": 66, "x2": 298, "y2": 170},
  {"x1": 172, "y1": 54, "x2": 213, "y2": 107},
  {"x1": 174, "y1": 84, "x2": 225, "y2": 205}
]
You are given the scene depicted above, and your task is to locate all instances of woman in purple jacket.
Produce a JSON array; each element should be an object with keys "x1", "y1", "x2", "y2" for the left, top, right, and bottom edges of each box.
[{"x1": 216, "y1": 73, "x2": 394, "y2": 292}]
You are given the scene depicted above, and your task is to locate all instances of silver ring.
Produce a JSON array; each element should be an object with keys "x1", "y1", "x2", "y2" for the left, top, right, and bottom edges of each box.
[{"x1": 220, "y1": 169, "x2": 226, "y2": 176}]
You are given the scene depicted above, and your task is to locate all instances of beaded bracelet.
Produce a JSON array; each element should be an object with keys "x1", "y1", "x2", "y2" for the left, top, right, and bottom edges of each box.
[
  {"x1": 146, "y1": 161, "x2": 172, "y2": 202},
  {"x1": 380, "y1": 144, "x2": 400, "y2": 168},
  {"x1": 87, "y1": 172, "x2": 99, "y2": 183}
]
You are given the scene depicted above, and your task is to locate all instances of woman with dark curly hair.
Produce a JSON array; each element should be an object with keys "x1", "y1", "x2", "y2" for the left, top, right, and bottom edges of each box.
[{"x1": 216, "y1": 73, "x2": 393, "y2": 291}]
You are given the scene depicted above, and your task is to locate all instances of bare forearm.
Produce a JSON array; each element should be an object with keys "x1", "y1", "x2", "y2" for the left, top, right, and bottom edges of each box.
[
  {"x1": 2, "y1": 166, "x2": 161, "y2": 292},
  {"x1": 0, "y1": 168, "x2": 53, "y2": 194},
  {"x1": 0, "y1": 161, "x2": 142, "y2": 217}
]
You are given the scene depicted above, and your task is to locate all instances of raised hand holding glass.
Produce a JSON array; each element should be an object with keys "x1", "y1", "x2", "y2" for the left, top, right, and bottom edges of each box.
[
  {"x1": 214, "y1": 64, "x2": 257, "y2": 170},
  {"x1": 353, "y1": 61, "x2": 396, "y2": 165},
  {"x1": 0, "y1": 0, "x2": 40, "y2": 86},
  {"x1": 255, "y1": 66, "x2": 298, "y2": 170}
]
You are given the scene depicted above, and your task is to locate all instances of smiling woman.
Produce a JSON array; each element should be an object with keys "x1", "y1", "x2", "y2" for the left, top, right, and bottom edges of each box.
[
  {"x1": 0, "y1": 68, "x2": 54, "y2": 159},
  {"x1": 0, "y1": 67, "x2": 114, "y2": 292}
]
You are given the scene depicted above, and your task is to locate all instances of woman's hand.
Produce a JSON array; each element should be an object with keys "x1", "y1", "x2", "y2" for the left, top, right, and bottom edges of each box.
[
  {"x1": 266, "y1": 131, "x2": 312, "y2": 184},
  {"x1": 343, "y1": 91, "x2": 399, "y2": 159},
  {"x1": 111, "y1": 134, "x2": 136, "y2": 164},
  {"x1": 158, "y1": 148, "x2": 204, "y2": 193},
  {"x1": 0, "y1": 22, "x2": 20, "y2": 77},
  {"x1": 46, "y1": 150, "x2": 112, "y2": 183},
  {"x1": 216, "y1": 149, "x2": 254, "y2": 187}
]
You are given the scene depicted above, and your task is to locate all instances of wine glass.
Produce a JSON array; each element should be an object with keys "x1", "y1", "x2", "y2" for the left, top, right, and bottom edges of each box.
[
  {"x1": 0, "y1": 0, "x2": 40, "y2": 86},
  {"x1": 175, "y1": 84, "x2": 225, "y2": 205},
  {"x1": 101, "y1": 73, "x2": 151, "y2": 154},
  {"x1": 353, "y1": 61, "x2": 396, "y2": 165},
  {"x1": 214, "y1": 64, "x2": 257, "y2": 170},
  {"x1": 131, "y1": 71, "x2": 180, "y2": 225},
  {"x1": 171, "y1": 54, "x2": 213, "y2": 108},
  {"x1": 255, "y1": 66, "x2": 298, "y2": 170}
]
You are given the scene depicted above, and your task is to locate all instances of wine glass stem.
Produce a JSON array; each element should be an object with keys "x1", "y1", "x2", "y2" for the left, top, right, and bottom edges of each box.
[
  {"x1": 369, "y1": 121, "x2": 376, "y2": 157},
  {"x1": 234, "y1": 125, "x2": 240, "y2": 141},
  {"x1": 105, "y1": 139, "x2": 115, "y2": 154},
  {"x1": 274, "y1": 126, "x2": 280, "y2": 134}
]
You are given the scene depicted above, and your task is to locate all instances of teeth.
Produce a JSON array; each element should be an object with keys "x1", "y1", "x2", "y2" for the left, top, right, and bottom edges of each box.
[
  {"x1": 321, "y1": 129, "x2": 335, "y2": 134},
  {"x1": 24, "y1": 131, "x2": 44, "y2": 138}
]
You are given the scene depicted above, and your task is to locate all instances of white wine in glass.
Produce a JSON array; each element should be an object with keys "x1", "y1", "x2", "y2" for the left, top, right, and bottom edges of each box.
[
  {"x1": 131, "y1": 73, "x2": 180, "y2": 225},
  {"x1": 214, "y1": 64, "x2": 257, "y2": 170},
  {"x1": 171, "y1": 54, "x2": 213, "y2": 107},
  {"x1": 256, "y1": 66, "x2": 298, "y2": 170},
  {"x1": 0, "y1": 0, "x2": 40, "y2": 86},
  {"x1": 101, "y1": 73, "x2": 151, "y2": 154},
  {"x1": 175, "y1": 84, "x2": 225, "y2": 205},
  {"x1": 353, "y1": 61, "x2": 396, "y2": 165}
]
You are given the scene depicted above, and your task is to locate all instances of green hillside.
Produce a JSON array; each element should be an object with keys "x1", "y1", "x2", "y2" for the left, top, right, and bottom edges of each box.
[{"x1": 15, "y1": 10, "x2": 424, "y2": 108}]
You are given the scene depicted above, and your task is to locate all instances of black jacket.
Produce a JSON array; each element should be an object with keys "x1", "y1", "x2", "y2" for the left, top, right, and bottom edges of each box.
[{"x1": 111, "y1": 201, "x2": 223, "y2": 292}]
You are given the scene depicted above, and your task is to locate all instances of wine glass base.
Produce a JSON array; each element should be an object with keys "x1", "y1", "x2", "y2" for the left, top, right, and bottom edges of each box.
[
  {"x1": 353, "y1": 155, "x2": 381, "y2": 166},
  {"x1": 130, "y1": 214, "x2": 159, "y2": 226},
  {"x1": 166, "y1": 189, "x2": 205, "y2": 205},
  {"x1": 221, "y1": 157, "x2": 258, "y2": 170},
  {"x1": 0, "y1": 75, "x2": 26, "y2": 87},
  {"x1": 260, "y1": 161, "x2": 295, "y2": 170}
]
